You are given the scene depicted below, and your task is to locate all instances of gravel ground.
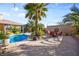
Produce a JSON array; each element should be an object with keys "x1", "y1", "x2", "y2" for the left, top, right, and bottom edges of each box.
[{"x1": 0, "y1": 36, "x2": 79, "y2": 56}]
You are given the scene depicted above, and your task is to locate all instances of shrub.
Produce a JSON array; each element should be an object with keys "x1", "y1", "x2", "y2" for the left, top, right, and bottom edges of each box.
[
  {"x1": 38, "y1": 30, "x2": 45, "y2": 36},
  {"x1": 11, "y1": 28, "x2": 21, "y2": 34},
  {"x1": 0, "y1": 31, "x2": 8, "y2": 40}
]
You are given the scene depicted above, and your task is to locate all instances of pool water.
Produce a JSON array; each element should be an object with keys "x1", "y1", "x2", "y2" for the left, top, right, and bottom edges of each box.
[{"x1": 9, "y1": 34, "x2": 29, "y2": 43}]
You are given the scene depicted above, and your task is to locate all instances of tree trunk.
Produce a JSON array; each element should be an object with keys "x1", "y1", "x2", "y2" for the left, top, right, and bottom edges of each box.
[
  {"x1": 33, "y1": 11, "x2": 39, "y2": 40},
  {"x1": 35, "y1": 19, "x2": 38, "y2": 36},
  {"x1": 35, "y1": 10, "x2": 39, "y2": 37},
  {"x1": 33, "y1": 19, "x2": 39, "y2": 40}
]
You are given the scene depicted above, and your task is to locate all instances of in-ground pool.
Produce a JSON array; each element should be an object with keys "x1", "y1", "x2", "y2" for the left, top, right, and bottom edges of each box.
[{"x1": 8, "y1": 34, "x2": 29, "y2": 43}]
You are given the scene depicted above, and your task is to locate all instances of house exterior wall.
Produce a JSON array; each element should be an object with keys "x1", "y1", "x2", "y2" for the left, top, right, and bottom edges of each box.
[{"x1": 0, "y1": 24, "x2": 4, "y2": 31}]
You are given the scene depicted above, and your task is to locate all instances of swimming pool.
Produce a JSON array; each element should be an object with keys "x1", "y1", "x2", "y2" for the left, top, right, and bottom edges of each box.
[
  {"x1": 9, "y1": 34, "x2": 29, "y2": 43},
  {"x1": 0, "y1": 34, "x2": 29, "y2": 44}
]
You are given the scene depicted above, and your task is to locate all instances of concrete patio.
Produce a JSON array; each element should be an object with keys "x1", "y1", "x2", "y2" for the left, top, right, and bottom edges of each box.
[{"x1": 0, "y1": 36, "x2": 79, "y2": 56}]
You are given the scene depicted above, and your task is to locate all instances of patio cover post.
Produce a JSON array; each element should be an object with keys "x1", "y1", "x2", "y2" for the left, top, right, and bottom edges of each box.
[
  {"x1": 4, "y1": 24, "x2": 7, "y2": 35},
  {"x1": 22, "y1": 25, "x2": 24, "y2": 33},
  {"x1": 18, "y1": 25, "x2": 22, "y2": 33}
]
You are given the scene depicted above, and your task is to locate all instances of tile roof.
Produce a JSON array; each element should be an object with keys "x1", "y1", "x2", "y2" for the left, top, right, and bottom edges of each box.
[{"x1": 0, "y1": 19, "x2": 23, "y2": 25}]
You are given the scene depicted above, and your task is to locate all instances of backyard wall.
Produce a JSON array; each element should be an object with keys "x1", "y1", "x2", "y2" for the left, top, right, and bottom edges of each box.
[{"x1": 46, "y1": 24, "x2": 74, "y2": 35}]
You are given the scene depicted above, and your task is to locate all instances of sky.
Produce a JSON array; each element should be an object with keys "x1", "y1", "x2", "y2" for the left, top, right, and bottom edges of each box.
[{"x1": 0, "y1": 3, "x2": 79, "y2": 27}]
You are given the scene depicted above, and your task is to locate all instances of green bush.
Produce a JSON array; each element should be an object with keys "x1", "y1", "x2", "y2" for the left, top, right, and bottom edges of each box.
[
  {"x1": 0, "y1": 31, "x2": 5, "y2": 39},
  {"x1": 38, "y1": 30, "x2": 45, "y2": 36},
  {"x1": 0, "y1": 31, "x2": 8, "y2": 40},
  {"x1": 15, "y1": 31, "x2": 21, "y2": 34},
  {"x1": 11, "y1": 27, "x2": 21, "y2": 34}
]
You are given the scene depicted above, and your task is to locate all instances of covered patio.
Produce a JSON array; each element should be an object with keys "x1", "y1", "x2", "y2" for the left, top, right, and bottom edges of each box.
[{"x1": 0, "y1": 19, "x2": 25, "y2": 34}]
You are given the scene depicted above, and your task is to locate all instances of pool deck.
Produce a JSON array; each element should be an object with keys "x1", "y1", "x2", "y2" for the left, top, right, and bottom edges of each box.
[{"x1": 0, "y1": 36, "x2": 79, "y2": 56}]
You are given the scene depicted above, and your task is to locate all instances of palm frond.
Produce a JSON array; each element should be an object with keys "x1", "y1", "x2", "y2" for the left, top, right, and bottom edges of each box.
[
  {"x1": 41, "y1": 12, "x2": 47, "y2": 18},
  {"x1": 63, "y1": 17, "x2": 72, "y2": 23},
  {"x1": 25, "y1": 12, "x2": 30, "y2": 18},
  {"x1": 43, "y1": 8, "x2": 48, "y2": 11},
  {"x1": 70, "y1": 4, "x2": 79, "y2": 14}
]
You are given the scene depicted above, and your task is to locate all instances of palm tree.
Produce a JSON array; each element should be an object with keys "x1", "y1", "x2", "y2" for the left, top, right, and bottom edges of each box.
[
  {"x1": 63, "y1": 4, "x2": 79, "y2": 33},
  {"x1": 25, "y1": 20, "x2": 35, "y2": 32},
  {"x1": 24, "y1": 3, "x2": 48, "y2": 39},
  {"x1": 63, "y1": 4, "x2": 79, "y2": 24},
  {"x1": 38, "y1": 23, "x2": 45, "y2": 36},
  {"x1": 25, "y1": 20, "x2": 45, "y2": 37}
]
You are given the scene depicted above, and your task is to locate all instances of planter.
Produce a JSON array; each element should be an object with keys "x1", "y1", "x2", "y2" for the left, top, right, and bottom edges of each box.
[
  {"x1": 33, "y1": 36, "x2": 38, "y2": 41},
  {"x1": 2, "y1": 39, "x2": 8, "y2": 47}
]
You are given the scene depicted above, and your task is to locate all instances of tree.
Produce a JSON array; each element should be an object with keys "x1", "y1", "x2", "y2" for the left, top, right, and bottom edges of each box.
[
  {"x1": 25, "y1": 20, "x2": 35, "y2": 33},
  {"x1": 63, "y1": 4, "x2": 79, "y2": 23},
  {"x1": 25, "y1": 20, "x2": 45, "y2": 36},
  {"x1": 24, "y1": 3, "x2": 48, "y2": 38},
  {"x1": 38, "y1": 23, "x2": 45, "y2": 36},
  {"x1": 63, "y1": 4, "x2": 79, "y2": 33}
]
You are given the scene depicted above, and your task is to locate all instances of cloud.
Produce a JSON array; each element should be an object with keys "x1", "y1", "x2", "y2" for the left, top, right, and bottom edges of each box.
[
  {"x1": 11, "y1": 7, "x2": 20, "y2": 12},
  {"x1": 0, "y1": 11, "x2": 10, "y2": 16},
  {"x1": 14, "y1": 7, "x2": 19, "y2": 11},
  {"x1": 12, "y1": 6, "x2": 25, "y2": 12},
  {"x1": 18, "y1": 13, "x2": 26, "y2": 17}
]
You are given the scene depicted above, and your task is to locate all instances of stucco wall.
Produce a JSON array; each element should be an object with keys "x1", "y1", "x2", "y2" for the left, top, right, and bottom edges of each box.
[
  {"x1": 46, "y1": 24, "x2": 74, "y2": 35},
  {"x1": 0, "y1": 24, "x2": 4, "y2": 31}
]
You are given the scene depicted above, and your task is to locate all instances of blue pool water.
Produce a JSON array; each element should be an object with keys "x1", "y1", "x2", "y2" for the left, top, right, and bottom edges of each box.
[{"x1": 9, "y1": 34, "x2": 29, "y2": 43}]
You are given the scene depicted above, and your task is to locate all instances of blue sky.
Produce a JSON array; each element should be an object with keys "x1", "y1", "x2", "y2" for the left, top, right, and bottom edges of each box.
[{"x1": 0, "y1": 3, "x2": 79, "y2": 27}]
